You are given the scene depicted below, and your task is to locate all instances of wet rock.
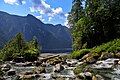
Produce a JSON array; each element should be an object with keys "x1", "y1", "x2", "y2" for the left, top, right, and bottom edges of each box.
[
  {"x1": 95, "y1": 74, "x2": 104, "y2": 80},
  {"x1": 1, "y1": 64, "x2": 11, "y2": 71},
  {"x1": 118, "y1": 61, "x2": 120, "y2": 65},
  {"x1": 7, "y1": 69, "x2": 16, "y2": 76},
  {"x1": 85, "y1": 72, "x2": 92, "y2": 80},
  {"x1": 23, "y1": 62, "x2": 33, "y2": 67},
  {"x1": 46, "y1": 57, "x2": 63, "y2": 65},
  {"x1": 19, "y1": 75, "x2": 36, "y2": 80},
  {"x1": 115, "y1": 52, "x2": 120, "y2": 58},
  {"x1": 14, "y1": 63, "x2": 26, "y2": 67},
  {"x1": 54, "y1": 64, "x2": 64, "y2": 72},
  {"x1": 33, "y1": 61, "x2": 42, "y2": 66},
  {"x1": 100, "y1": 52, "x2": 114, "y2": 60},
  {"x1": 41, "y1": 62, "x2": 47, "y2": 67},
  {"x1": 13, "y1": 57, "x2": 25, "y2": 63},
  {"x1": 21, "y1": 71, "x2": 34, "y2": 75},
  {"x1": 86, "y1": 57, "x2": 96, "y2": 64},
  {"x1": 77, "y1": 73, "x2": 85, "y2": 79},
  {"x1": 92, "y1": 75, "x2": 97, "y2": 80},
  {"x1": 0, "y1": 77, "x2": 4, "y2": 80},
  {"x1": 36, "y1": 66, "x2": 46, "y2": 73}
]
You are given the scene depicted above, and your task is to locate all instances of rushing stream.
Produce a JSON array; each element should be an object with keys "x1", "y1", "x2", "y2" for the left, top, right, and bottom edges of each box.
[{"x1": 1, "y1": 55, "x2": 120, "y2": 80}]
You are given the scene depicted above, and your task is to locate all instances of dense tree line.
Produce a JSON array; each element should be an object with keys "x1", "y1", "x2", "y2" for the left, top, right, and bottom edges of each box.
[
  {"x1": 68, "y1": 0, "x2": 120, "y2": 51},
  {"x1": 0, "y1": 33, "x2": 40, "y2": 61}
]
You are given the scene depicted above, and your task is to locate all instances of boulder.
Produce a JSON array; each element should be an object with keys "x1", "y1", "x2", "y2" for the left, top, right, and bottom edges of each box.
[
  {"x1": 7, "y1": 69, "x2": 16, "y2": 76},
  {"x1": 118, "y1": 61, "x2": 120, "y2": 65},
  {"x1": 36, "y1": 67, "x2": 46, "y2": 73},
  {"x1": 85, "y1": 72, "x2": 92, "y2": 80},
  {"x1": 86, "y1": 57, "x2": 96, "y2": 64},
  {"x1": 54, "y1": 64, "x2": 64, "y2": 72},
  {"x1": 100, "y1": 52, "x2": 114, "y2": 60},
  {"x1": 33, "y1": 61, "x2": 42, "y2": 66},
  {"x1": 94, "y1": 74, "x2": 104, "y2": 80},
  {"x1": 46, "y1": 57, "x2": 63, "y2": 65},
  {"x1": 76, "y1": 73, "x2": 85, "y2": 79},
  {"x1": 115, "y1": 52, "x2": 120, "y2": 58}
]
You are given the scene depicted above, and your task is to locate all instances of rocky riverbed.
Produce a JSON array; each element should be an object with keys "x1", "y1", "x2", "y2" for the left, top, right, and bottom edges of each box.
[{"x1": 0, "y1": 53, "x2": 120, "y2": 80}]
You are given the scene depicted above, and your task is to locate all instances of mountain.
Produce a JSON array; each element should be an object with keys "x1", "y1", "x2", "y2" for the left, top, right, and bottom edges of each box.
[{"x1": 0, "y1": 11, "x2": 72, "y2": 50}]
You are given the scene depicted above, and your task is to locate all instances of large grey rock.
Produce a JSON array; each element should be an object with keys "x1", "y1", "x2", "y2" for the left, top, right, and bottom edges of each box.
[{"x1": 54, "y1": 64, "x2": 64, "y2": 72}]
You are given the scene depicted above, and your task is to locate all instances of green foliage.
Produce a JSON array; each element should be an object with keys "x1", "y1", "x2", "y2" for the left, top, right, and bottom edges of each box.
[
  {"x1": 0, "y1": 33, "x2": 40, "y2": 61},
  {"x1": 68, "y1": 0, "x2": 120, "y2": 51},
  {"x1": 91, "y1": 39, "x2": 120, "y2": 53},
  {"x1": 71, "y1": 49, "x2": 90, "y2": 59},
  {"x1": 71, "y1": 38, "x2": 120, "y2": 59}
]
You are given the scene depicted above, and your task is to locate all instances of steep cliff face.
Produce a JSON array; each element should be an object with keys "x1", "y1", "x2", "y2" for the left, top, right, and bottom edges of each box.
[{"x1": 0, "y1": 11, "x2": 72, "y2": 50}]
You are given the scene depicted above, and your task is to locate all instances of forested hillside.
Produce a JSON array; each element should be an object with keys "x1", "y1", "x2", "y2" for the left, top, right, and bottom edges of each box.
[{"x1": 68, "y1": 0, "x2": 120, "y2": 51}]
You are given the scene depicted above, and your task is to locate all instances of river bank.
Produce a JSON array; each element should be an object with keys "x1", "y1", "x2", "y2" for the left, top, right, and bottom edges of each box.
[{"x1": 0, "y1": 53, "x2": 120, "y2": 80}]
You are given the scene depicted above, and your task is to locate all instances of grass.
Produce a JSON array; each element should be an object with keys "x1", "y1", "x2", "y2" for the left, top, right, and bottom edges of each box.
[
  {"x1": 71, "y1": 49, "x2": 90, "y2": 59},
  {"x1": 71, "y1": 38, "x2": 120, "y2": 59}
]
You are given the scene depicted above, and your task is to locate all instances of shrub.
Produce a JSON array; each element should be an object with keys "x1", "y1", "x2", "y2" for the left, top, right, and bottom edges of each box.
[{"x1": 71, "y1": 49, "x2": 90, "y2": 59}]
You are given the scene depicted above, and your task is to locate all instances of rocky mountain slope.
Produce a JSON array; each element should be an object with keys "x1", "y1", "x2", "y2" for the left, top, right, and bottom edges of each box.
[{"x1": 0, "y1": 11, "x2": 72, "y2": 50}]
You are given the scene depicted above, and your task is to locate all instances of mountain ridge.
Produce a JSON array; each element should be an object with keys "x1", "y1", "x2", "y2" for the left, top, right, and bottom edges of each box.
[{"x1": 0, "y1": 11, "x2": 72, "y2": 50}]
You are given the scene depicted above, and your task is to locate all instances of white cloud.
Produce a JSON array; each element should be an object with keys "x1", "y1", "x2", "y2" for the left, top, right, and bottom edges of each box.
[
  {"x1": 4, "y1": 0, "x2": 26, "y2": 5},
  {"x1": 29, "y1": 0, "x2": 66, "y2": 22},
  {"x1": 52, "y1": 7, "x2": 63, "y2": 15},
  {"x1": 22, "y1": 0, "x2": 26, "y2": 4},
  {"x1": 64, "y1": 13, "x2": 69, "y2": 27},
  {"x1": 4, "y1": 0, "x2": 17, "y2": 4},
  {"x1": 36, "y1": 15, "x2": 45, "y2": 22},
  {"x1": 48, "y1": 17, "x2": 52, "y2": 22}
]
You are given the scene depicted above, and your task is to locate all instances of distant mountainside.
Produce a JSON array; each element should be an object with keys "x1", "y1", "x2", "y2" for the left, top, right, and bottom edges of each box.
[{"x1": 0, "y1": 11, "x2": 72, "y2": 50}]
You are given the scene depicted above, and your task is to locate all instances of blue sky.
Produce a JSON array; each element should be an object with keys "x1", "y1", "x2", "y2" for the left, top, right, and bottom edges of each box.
[{"x1": 0, "y1": 0, "x2": 72, "y2": 26}]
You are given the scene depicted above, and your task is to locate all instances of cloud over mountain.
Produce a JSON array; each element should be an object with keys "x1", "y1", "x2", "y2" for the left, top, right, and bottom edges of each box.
[
  {"x1": 4, "y1": 0, "x2": 26, "y2": 5},
  {"x1": 3, "y1": 0, "x2": 69, "y2": 27},
  {"x1": 29, "y1": 0, "x2": 65, "y2": 18}
]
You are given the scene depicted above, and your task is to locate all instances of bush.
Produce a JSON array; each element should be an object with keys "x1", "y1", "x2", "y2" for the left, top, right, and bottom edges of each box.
[
  {"x1": 24, "y1": 48, "x2": 39, "y2": 61},
  {"x1": 0, "y1": 33, "x2": 40, "y2": 61},
  {"x1": 71, "y1": 49, "x2": 90, "y2": 59}
]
